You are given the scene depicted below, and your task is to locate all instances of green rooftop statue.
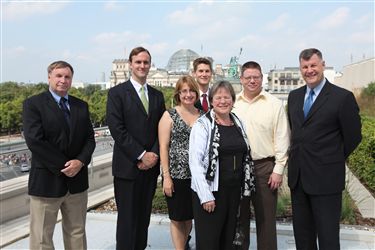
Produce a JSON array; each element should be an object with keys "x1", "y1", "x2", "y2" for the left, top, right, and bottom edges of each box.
[
  {"x1": 228, "y1": 56, "x2": 239, "y2": 78},
  {"x1": 228, "y1": 48, "x2": 242, "y2": 79}
]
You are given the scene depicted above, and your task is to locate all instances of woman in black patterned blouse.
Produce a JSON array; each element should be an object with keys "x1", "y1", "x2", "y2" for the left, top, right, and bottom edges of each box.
[{"x1": 158, "y1": 75, "x2": 203, "y2": 249}]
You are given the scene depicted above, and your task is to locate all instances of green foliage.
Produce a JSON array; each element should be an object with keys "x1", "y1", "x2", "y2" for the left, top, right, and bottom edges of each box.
[
  {"x1": 276, "y1": 190, "x2": 291, "y2": 216},
  {"x1": 152, "y1": 183, "x2": 168, "y2": 213},
  {"x1": 362, "y1": 82, "x2": 375, "y2": 97},
  {"x1": 0, "y1": 82, "x2": 109, "y2": 133},
  {"x1": 87, "y1": 89, "x2": 108, "y2": 127},
  {"x1": 83, "y1": 84, "x2": 102, "y2": 96},
  {"x1": 358, "y1": 82, "x2": 375, "y2": 117},
  {"x1": 157, "y1": 86, "x2": 175, "y2": 109},
  {"x1": 341, "y1": 189, "x2": 356, "y2": 225},
  {"x1": 0, "y1": 82, "x2": 178, "y2": 133},
  {"x1": 348, "y1": 115, "x2": 375, "y2": 194},
  {"x1": 151, "y1": 181, "x2": 363, "y2": 225}
]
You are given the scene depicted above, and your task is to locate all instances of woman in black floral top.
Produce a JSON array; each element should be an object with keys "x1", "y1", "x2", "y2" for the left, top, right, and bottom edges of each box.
[{"x1": 158, "y1": 75, "x2": 203, "y2": 249}]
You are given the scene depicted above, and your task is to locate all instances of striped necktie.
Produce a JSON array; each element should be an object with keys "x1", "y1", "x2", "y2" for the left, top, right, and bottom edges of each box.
[{"x1": 59, "y1": 97, "x2": 70, "y2": 124}]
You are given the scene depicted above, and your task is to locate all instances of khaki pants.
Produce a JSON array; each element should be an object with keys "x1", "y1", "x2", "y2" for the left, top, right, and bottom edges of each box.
[{"x1": 29, "y1": 191, "x2": 88, "y2": 250}]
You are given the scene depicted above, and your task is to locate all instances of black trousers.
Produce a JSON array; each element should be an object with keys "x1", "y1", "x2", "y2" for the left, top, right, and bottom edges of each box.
[
  {"x1": 192, "y1": 185, "x2": 241, "y2": 250},
  {"x1": 291, "y1": 178, "x2": 342, "y2": 250},
  {"x1": 114, "y1": 172, "x2": 157, "y2": 250}
]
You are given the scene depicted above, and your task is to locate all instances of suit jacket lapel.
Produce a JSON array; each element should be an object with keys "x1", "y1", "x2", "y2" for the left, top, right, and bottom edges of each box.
[
  {"x1": 148, "y1": 87, "x2": 157, "y2": 115},
  {"x1": 124, "y1": 81, "x2": 148, "y2": 116},
  {"x1": 304, "y1": 81, "x2": 330, "y2": 122},
  {"x1": 45, "y1": 92, "x2": 70, "y2": 136},
  {"x1": 194, "y1": 99, "x2": 203, "y2": 110},
  {"x1": 68, "y1": 97, "x2": 78, "y2": 141},
  {"x1": 295, "y1": 86, "x2": 306, "y2": 124}
]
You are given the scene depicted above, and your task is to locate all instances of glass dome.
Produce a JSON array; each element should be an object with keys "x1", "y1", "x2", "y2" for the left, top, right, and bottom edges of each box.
[{"x1": 165, "y1": 49, "x2": 199, "y2": 73}]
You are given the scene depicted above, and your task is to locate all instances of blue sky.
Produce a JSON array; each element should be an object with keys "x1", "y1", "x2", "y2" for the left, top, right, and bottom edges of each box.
[{"x1": 1, "y1": 0, "x2": 374, "y2": 83}]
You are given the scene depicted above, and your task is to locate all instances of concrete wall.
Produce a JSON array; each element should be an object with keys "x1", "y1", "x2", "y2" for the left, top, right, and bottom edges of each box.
[
  {"x1": 335, "y1": 58, "x2": 375, "y2": 95},
  {"x1": 0, "y1": 153, "x2": 113, "y2": 224}
]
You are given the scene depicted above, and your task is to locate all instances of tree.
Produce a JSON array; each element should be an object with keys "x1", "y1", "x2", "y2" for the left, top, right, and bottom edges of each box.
[
  {"x1": 0, "y1": 81, "x2": 177, "y2": 134},
  {"x1": 362, "y1": 82, "x2": 375, "y2": 97}
]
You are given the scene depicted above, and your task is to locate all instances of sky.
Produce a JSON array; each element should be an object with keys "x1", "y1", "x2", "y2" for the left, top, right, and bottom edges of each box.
[{"x1": 1, "y1": 0, "x2": 374, "y2": 83}]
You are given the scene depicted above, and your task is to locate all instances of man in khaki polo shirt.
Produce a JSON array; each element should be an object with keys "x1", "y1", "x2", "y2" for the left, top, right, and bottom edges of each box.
[{"x1": 233, "y1": 61, "x2": 290, "y2": 250}]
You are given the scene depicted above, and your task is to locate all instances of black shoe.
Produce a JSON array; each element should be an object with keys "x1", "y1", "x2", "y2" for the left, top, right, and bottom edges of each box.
[{"x1": 185, "y1": 235, "x2": 191, "y2": 250}]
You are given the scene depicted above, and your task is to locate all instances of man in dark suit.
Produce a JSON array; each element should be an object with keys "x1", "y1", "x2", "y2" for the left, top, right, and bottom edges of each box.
[
  {"x1": 193, "y1": 57, "x2": 212, "y2": 112},
  {"x1": 22, "y1": 61, "x2": 96, "y2": 249},
  {"x1": 106, "y1": 47, "x2": 165, "y2": 250},
  {"x1": 287, "y1": 48, "x2": 362, "y2": 250}
]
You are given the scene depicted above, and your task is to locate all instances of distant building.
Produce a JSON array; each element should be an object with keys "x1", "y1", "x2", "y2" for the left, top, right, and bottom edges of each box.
[
  {"x1": 110, "y1": 59, "x2": 130, "y2": 87},
  {"x1": 146, "y1": 67, "x2": 186, "y2": 88},
  {"x1": 334, "y1": 57, "x2": 375, "y2": 95},
  {"x1": 108, "y1": 49, "x2": 264, "y2": 94},
  {"x1": 165, "y1": 49, "x2": 199, "y2": 73},
  {"x1": 267, "y1": 67, "x2": 335, "y2": 93},
  {"x1": 72, "y1": 81, "x2": 110, "y2": 90},
  {"x1": 109, "y1": 49, "x2": 215, "y2": 88}
]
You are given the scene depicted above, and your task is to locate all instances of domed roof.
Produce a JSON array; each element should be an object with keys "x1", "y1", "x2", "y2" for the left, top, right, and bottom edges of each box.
[{"x1": 166, "y1": 49, "x2": 199, "y2": 73}]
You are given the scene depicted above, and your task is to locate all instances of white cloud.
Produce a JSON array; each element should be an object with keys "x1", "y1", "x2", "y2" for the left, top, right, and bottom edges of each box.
[
  {"x1": 92, "y1": 31, "x2": 151, "y2": 47},
  {"x1": 140, "y1": 42, "x2": 169, "y2": 56},
  {"x1": 176, "y1": 39, "x2": 187, "y2": 47},
  {"x1": 2, "y1": 1, "x2": 69, "y2": 21},
  {"x1": 199, "y1": 0, "x2": 215, "y2": 4},
  {"x1": 350, "y1": 32, "x2": 374, "y2": 44},
  {"x1": 4, "y1": 45, "x2": 27, "y2": 57},
  {"x1": 104, "y1": 1, "x2": 125, "y2": 12},
  {"x1": 266, "y1": 13, "x2": 289, "y2": 30},
  {"x1": 61, "y1": 49, "x2": 73, "y2": 60},
  {"x1": 166, "y1": 7, "x2": 199, "y2": 25},
  {"x1": 237, "y1": 34, "x2": 271, "y2": 49},
  {"x1": 355, "y1": 14, "x2": 372, "y2": 25},
  {"x1": 316, "y1": 7, "x2": 350, "y2": 30}
]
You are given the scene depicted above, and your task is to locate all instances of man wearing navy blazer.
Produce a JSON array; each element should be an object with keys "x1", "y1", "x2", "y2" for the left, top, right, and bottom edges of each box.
[
  {"x1": 287, "y1": 48, "x2": 362, "y2": 250},
  {"x1": 23, "y1": 61, "x2": 96, "y2": 249},
  {"x1": 106, "y1": 47, "x2": 165, "y2": 250}
]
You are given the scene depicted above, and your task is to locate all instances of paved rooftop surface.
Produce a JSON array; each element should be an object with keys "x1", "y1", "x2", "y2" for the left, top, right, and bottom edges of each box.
[{"x1": 4, "y1": 212, "x2": 374, "y2": 250}]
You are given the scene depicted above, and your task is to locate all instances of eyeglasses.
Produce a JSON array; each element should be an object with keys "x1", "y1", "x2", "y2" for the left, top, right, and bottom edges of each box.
[
  {"x1": 242, "y1": 75, "x2": 262, "y2": 81},
  {"x1": 179, "y1": 89, "x2": 196, "y2": 95}
]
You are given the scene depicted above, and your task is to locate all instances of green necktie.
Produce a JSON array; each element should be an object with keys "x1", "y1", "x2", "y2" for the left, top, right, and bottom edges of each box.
[{"x1": 140, "y1": 85, "x2": 149, "y2": 114}]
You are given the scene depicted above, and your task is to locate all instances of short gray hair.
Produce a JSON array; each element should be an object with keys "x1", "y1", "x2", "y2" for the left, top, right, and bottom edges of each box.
[
  {"x1": 299, "y1": 48, "x2": 323, "y2": 61},
  {"x1": 208, "y1": 81, "x2": 236, "y2": 104}
]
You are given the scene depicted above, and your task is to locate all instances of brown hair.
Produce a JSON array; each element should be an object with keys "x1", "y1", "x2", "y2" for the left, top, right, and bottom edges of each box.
[
  {"x1": 129, "y1": 47, "x2": 152, "y2": 62},
  {"x1": 173, "y1": 75, "x2": 199, "y2": 105},
  {"x1": 241, "y1": 61, "x2": 262, "y2": 76},
  {"x1": 47, "y1": 61, "x2": 74, "y2": 75},
  {"x1": 193, "y1": 57, "x2": 212, "y2": 72}
]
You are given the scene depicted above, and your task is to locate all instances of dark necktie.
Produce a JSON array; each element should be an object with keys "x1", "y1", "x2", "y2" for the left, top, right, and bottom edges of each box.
[
  {"x1": 59, "y1": 97, "x2": 70, "y2": 124},
  {"x1": 202, "y1": 93, "x2": 209, "y2": 112},
  {"x1": 303, "y1": 89, "x2": 315, "y2": 118}
]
